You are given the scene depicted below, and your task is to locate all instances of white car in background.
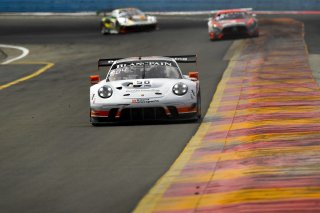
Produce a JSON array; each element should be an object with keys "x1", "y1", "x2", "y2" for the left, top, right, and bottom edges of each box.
[
  {"x1": 100, "y1": 8, "x2": 158, "y2": 34},
  {"x1": 89, "y1": 55, "x2": 201, "y2": 125}
]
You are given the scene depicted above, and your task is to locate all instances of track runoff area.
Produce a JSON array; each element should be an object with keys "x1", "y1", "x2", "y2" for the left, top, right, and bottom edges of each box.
[
  {"x1": 1, "y1": 12, "x2": 320, "y2": 213},
  {"x1": 134, "y1": 16, "x2": 320, "y2": 212}
]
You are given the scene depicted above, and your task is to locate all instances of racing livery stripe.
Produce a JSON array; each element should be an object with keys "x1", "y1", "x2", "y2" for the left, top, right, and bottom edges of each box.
[{"x1": 134, "y1": 18, "x2": 320, "y2": 212}]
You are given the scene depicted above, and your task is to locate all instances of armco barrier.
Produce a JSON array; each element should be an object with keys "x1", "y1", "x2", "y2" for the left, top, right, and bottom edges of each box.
[{"x1": 1, "y1": 0, "x2": 320, "y2": 12}]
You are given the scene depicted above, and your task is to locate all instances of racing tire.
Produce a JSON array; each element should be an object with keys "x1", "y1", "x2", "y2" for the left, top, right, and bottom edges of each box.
[
  {"x1": 196, "y1": 90, "x2": 201, "y2": 120},
  {"x1": 148, "y1": 24, "x2": 158, "y2": 31},
  {"x1": 252, "y1": 30, "x2": 259, "y2": 38},
  {"x1": 100, "y1": 23, "x2": 108, "y2": 35},
  {"x1": 90, "y1": 111, "x2": 102, "y2": 126},
  {"x1": 114, "y1": 21, "x2": 121, "y2": 34},
  {"x1": 90, "y1": 117, "x2": 105, "y2": 126},
  {"x1": 190, "y1": 90, "x2": 201, "y2": 122},
  {"x1": 91, "y1": 122, "x2": 102, "y2": 127}
]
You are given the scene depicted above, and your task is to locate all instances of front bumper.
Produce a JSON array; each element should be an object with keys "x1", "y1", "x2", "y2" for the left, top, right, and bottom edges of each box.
[
  {"x1": 90, "y1": 104, "x2": 197, "y2": 123},
  {"x1": 119, "y1": 23, "x2": 157, "y2": 33},
  {"x1": 209, "y1": 25, "x2": 258, "y2": 40}
]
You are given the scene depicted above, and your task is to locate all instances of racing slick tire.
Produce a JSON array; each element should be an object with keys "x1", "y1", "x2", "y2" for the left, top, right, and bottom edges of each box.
[
  {"x1": 196, "y1": 90, "x2": 201, "y2": 120},
  {"x1": 90, "y1": 110, "x2": 103, "y2": 126},
  {"x1": 91, "y1": 122, "x2": 101, "y2": 127},
  {"x1": 114, "y1": 21, "x2": 121, "y2": 34},
  {"x1": 253, "y1": 31, "x2": 259, "y2": 37},
  {"x1": 100, "y1": 23, "x2": 108, "y2": 35},
  {"x1": 251, "y1": 29, "x2": 259, "y2": 38},
  {"x1": 210, "y1": 36, "x2": 219, "y2": 41},
  {"x1": 190, "y1": 90, "x2": 201, "y2": 122}
]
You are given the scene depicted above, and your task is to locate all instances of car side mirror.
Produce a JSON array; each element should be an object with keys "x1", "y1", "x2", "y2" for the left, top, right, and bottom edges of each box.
[
  {"x1": 90, "y1": 75, "x2": 100, "y2": 85},
  {"x1": 189, "y1": 72, "x2": 199, "y2": 81}
]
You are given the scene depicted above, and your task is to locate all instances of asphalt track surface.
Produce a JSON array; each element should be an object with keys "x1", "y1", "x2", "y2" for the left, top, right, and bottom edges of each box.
[{"x1": 0, "y1": 14, "x2": 319, "y2": 213}]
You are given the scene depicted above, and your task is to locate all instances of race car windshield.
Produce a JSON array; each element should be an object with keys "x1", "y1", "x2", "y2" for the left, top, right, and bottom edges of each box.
[
  {"x1": 119, "y1": 9, "x2": 144, "y2": 17},
  {"x1": 216, "y1": 12, "x2": 248, "y2": 20},
  {"x1": 108, "y1": 60, "x2": 181, "y2": 81}
]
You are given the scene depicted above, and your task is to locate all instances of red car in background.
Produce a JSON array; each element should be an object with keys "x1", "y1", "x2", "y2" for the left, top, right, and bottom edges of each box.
[{"x1": 208, "y1": 9, "x2": 259, "y2": 41}]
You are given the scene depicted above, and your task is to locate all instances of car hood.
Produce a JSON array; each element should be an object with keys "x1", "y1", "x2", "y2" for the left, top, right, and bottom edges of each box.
[{"x1": 130, "y1": 15, "x2": 147, "y2": 21}]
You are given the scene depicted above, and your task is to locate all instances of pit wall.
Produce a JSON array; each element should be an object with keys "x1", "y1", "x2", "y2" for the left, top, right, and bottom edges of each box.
[{"x1": 1, "y1": 0, "x2": 320, "y2": 12}]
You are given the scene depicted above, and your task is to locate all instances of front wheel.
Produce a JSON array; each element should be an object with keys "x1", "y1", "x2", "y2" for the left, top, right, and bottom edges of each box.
[
  {"x1": 252, "y1": 29, "x2": 259, "y2": 37},
  {"x1": 195, "y1": 90, "x2": 201, "y2": 121},
  {"x1": 114, "y1": 21, "x2": 121, "y2": 34},
  {"x1": 90, "y1": 110, "x2": 101, "y2": 126},
  {"x1": 100, "y1": 23, "x2": 108, "y2": 35}
]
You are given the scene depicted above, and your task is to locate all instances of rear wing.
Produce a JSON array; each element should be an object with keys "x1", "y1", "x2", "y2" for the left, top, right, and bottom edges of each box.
[
  {"x1": 166, "y1": 55, "x2": 197, "y2": 63},
  {"x1": 98, "y1": 58, "x2": 122, "y2": 68},
  {"x1": 98, "y1": 55, "x2": 197, "y2": 68},
  {"x1": 212, "y1": 8, "x2": 253, "y2": 15}
]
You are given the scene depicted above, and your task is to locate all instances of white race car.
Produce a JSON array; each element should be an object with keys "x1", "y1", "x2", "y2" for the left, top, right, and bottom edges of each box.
[
  {"x1": 89, "y1": 55, "x2": 201, "y2": 125},
  {"x1": 100, "y1": 8, "x2": 158, "y2": 34}
]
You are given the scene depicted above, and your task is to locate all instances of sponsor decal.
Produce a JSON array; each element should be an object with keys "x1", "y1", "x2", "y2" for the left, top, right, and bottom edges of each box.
[
  {"x1": 112, "y1": 60, "x2": 176, "y2": 70},
  {"x1": 131, "y1": 98, "x2": 160, "y2": 104},
  {"x1": 172, "y1": 57, "x2": 188, "y2": 61},
  {"x1": 125, "y1": 89, "x2": 160, "y2": 93}
]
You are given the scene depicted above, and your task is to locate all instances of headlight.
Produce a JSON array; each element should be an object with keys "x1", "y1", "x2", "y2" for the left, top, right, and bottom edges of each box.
[
  {"x1": 98, "y1": 86, "x2": 113, "y2": 98},
  {"x1": 118, "y1": 17, "x2": 126, "y2": 24},
  {"x1": 172, "y1": 83, "x2": 188, "y2": 96},
  {"x1": 149, "y1": 16, "x2": 157, "y2": 22}
]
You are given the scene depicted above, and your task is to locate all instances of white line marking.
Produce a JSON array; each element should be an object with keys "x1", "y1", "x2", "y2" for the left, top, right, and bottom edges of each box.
[{"x1": 0, "y1": 44, "x2": 29, "y2": 64}]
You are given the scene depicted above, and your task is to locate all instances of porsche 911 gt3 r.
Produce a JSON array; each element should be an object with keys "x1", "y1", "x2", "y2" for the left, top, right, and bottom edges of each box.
[
  {"x1": 100, "y1": 8, "x2": 157, "y2": 34},
  {"x1": 208, "y1": 9, "x2": 259, "y2": 41},
  {"x1": 89, "y1": 55, "x2": 201, "y2": 125}
]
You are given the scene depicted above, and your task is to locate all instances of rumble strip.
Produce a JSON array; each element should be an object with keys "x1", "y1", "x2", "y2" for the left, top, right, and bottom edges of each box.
[{"x1": 134, "y1": 18, "x2": 320, "y2": 212}]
